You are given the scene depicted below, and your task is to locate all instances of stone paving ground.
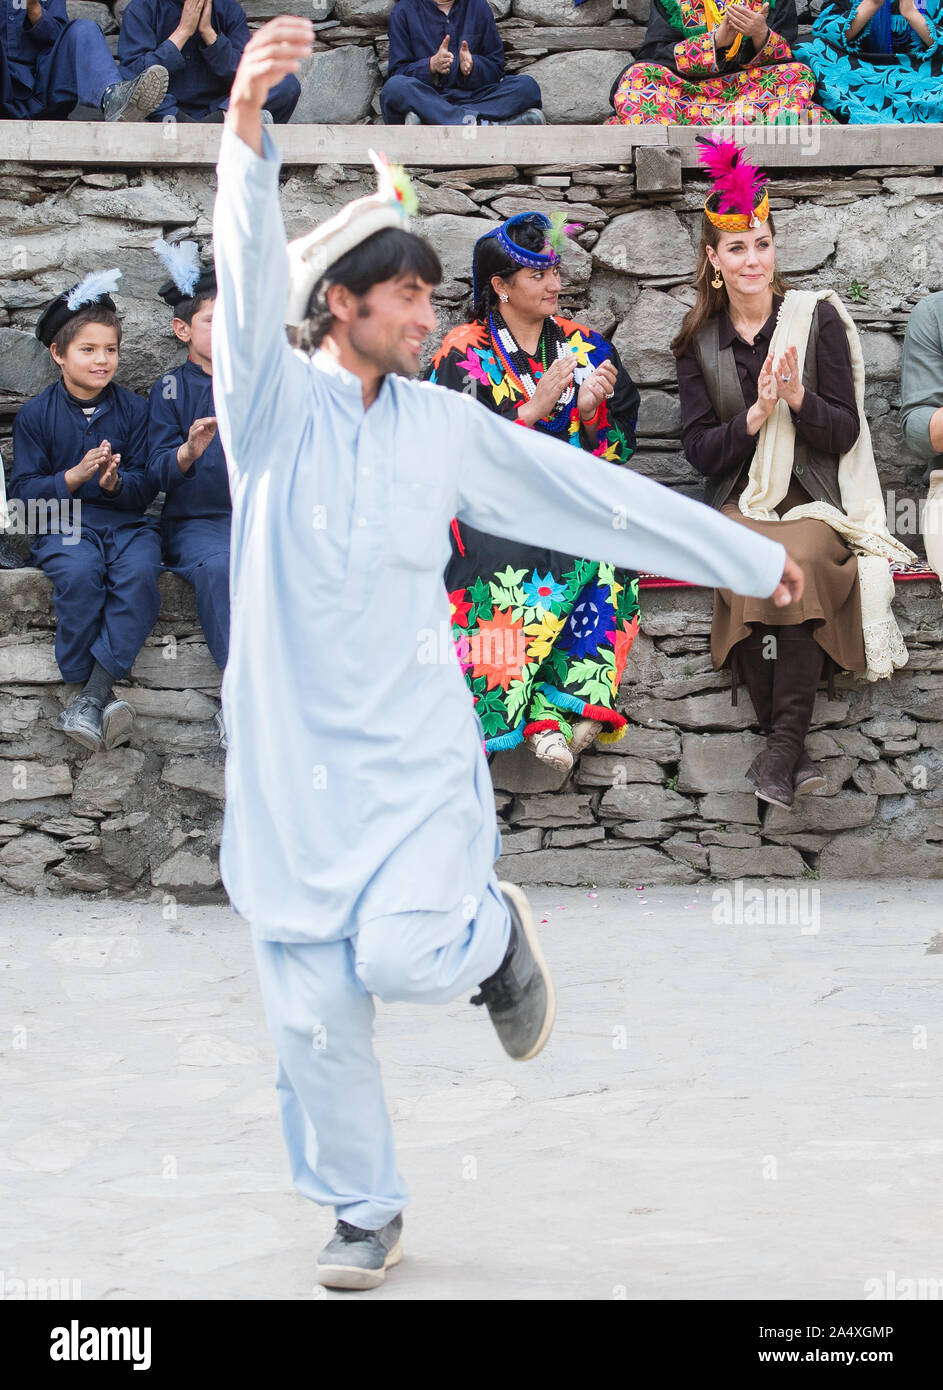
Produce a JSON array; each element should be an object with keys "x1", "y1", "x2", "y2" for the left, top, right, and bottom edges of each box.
[{"x1": 1, "y1": 880, "x2": 942, "y2": 1302}]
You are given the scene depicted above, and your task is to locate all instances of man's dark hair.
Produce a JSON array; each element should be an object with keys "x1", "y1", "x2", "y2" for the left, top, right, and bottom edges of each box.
[
  {"x1": 173, "y1": 291, "x2": 216, "y2": 327},
  {"x1": 51, "y1": 307, "x2": 122, "y2": 355},
  {"x1": 473, "y1": 214, "x2": 548, "y2": 323},
  {"x1": 289, "y1": 227, "x2": 442, "y2": 354}
]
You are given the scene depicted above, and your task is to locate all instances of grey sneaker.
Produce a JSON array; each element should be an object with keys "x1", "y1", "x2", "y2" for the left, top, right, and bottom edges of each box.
[
  {"x1": 55, "y1": 693, "x2": 104, "y2": 752},
  {"x1": 102, "y1": 699, "x2": 134, "y2": 750},
  {"x1": 504, "y1": 108, "x2": 546, "y2": 126},
  {"x1": 404, "y1": 110, "x2": 421, "y2": 126},
  {"x1": 101, "y1": 65, "x2": 169, "y2": 122},
  {"x1": 316, "y1": 1214, "x2": 403, "y2": 1291},
  {"x1": 470, "y1": 881, "x2": 555, "y2": 1061},
  {"x1": 214, "y1": 709, "x2": 228, "y2": 751},
  {"x1": 261, "y1": 109, "x2": 275, "y2": 126}
]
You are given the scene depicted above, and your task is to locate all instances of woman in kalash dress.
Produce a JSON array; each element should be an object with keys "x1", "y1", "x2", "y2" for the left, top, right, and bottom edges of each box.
[
  {"x1": 425, "y1": 212, "x2": 642, "y2": 772},
  {"x1": 794, "y1": 0, "x2": 943, "y2": 123},
  {"x1": 673, "y1": 138, "x2": 916, "y2": 809},
  {"x1": 607, "y1": 0, "x2": 834, "y2": 126}
]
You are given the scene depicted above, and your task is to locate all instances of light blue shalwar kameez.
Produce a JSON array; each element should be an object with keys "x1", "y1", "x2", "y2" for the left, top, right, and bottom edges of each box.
[{"x1": 212, "y1": 125, "x2": 787, "y2": 1233}]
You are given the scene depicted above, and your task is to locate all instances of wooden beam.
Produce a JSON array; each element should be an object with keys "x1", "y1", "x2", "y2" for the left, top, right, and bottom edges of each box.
[
  {"x1": 667, "y1": 123, "x2": 943, "y2": 169},
  {"x1": 0, "y1": 120, "x2": 666, "y2": 167},
  {"x1": 3, "y1": 120, "x2": 941, "y2": 171}
]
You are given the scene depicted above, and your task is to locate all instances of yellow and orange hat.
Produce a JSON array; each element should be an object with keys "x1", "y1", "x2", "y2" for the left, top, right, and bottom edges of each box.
[{"x1": 697, "y1": 136, "x2": 770, "y2": 231}]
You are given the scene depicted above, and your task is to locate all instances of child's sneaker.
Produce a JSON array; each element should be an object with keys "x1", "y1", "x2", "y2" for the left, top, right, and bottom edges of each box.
[
  {"x1": 102, "y1": 699, "x2": 134, "y2": 750},
  {"x1": 316, "y1": 1214, "x2": 403, "y2": 1290},
  {"x1": 55, "y1": 693, "x2": 104, "y2": 752}
]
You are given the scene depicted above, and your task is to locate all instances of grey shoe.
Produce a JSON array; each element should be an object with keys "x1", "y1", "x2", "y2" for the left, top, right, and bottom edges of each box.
[
  {"x1": 214, "y1": 709, "x2": 228, "y2": 751},
  {"x1": 101, "y1": 65, "x2": 169, "y2": 122},
  {"x1": 260, "y1": 109, "x2": 275, "y2": 126},
  {"x1": 55, "y1": 693, "x2": 104, "y2": 752},
  {"x1": 404, "y1": 110, "x2": 421, "y2": 126},
  {"x1": 470, "y1": 881, "x2": 555, "y2": 1061},
  {"x1": 316, "y1": 1214, "x2": 404, "y2": 1291},
  {"x1": 101, "y1": 699, "x2": 134, "y2": 750},
  {"x1": 504, "y1": 108, "x2": 546, "y2": 126}
]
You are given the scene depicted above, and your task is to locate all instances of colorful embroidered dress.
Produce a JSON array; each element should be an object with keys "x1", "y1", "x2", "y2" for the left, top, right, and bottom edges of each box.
[
  {"x1": 426, "y1": 313, "x2": 641, "y2": 753},
  {"x1": 608, "y1": 0, "x2": 835, "y2": 125},
  {"x1": 794, "y1": 0, "x2": 943, "y2": 122}
]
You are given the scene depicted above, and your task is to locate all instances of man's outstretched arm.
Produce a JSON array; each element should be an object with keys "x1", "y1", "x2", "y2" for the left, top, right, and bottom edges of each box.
[
  {"x1": 451, "y1": 391, "x2": 803, "y2": 606},
  {"x1": 212, "y1": 17, "x2": 313, "y2": 460}
]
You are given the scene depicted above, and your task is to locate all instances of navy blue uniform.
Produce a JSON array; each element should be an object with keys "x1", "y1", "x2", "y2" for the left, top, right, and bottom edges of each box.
[
  {"x1": 11, "y1": 381, "x2": 162, "y2": 684},
  {"x1": 118, "y1": 0, "x2": 299, "y2": 122},
  {"x1": 382, "y1": 0, "x2": 540, "y2": 125},
  {"x1": 0, "y1": 0, "x2": 121, "y2": 117},
  {"x1": 147, "y1": 359, "x2": 231, "y2": 669}
]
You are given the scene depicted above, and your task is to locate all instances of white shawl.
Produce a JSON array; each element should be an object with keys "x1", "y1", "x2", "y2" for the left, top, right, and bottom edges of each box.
[{"x1": 738, "y1": 289, "x2": 918, "y2": 682}]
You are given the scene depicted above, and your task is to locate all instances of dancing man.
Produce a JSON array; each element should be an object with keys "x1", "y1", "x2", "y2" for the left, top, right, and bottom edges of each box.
[{"x1": 214, "y1": 16, "x2": 803, "y2": 1291}]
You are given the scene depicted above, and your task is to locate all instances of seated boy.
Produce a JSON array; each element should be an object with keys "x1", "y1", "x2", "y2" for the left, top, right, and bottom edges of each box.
[
  {"x1": 11, "y1": 272, "x2": 163, "y2": 752},
  {"x1": 382, "y1": 0, "x2": 544, "y2": 126},
  {"x1": 147, "y1": 242, "x2": 231, "y2": 748},
  {"x1": 118, "y1": 0, "x2": 299, "y2": 123},
  {"x1": 0, "y1": 0, "x2": 168, "y2": 120}
]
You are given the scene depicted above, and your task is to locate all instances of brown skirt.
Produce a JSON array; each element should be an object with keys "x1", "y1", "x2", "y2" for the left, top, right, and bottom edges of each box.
[{"x1": 713, "y1": 494, "x2": 865, "y2": 674}]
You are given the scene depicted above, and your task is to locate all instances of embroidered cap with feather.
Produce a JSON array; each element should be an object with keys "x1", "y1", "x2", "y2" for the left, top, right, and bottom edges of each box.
[
  {"x1": 285, "y1": 149, "x2": 419, "y2": 327},
  {"x1": 36, "y1": 268, "x2": 122, "y2": 347},
  {"x1": 697, "y1": 137, "x2": 770, "y2": 232},
  {"x1": 152, "y1": 236, "x2": 216, "y2": 310}
]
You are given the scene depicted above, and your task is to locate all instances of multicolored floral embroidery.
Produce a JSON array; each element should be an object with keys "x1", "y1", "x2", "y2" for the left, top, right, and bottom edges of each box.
[
  {"x1": 427, "y1": 315, "x2": 643, "y2": 752},
  {"x1": 608, "y1": 0, "x2": 835, "y2": 126}
]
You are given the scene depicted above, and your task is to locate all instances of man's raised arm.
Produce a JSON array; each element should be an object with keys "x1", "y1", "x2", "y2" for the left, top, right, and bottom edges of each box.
[
  {"x1": 451, "y1": 391, "x2": 804, "y2": 607},
  {"x1": 212, "y1": 17, "x2": 313, "y2": 456}
]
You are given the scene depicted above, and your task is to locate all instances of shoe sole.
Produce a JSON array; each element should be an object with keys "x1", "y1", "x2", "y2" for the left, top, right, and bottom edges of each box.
[
  {"x1": 116, "y1": 66, "x2": 169, "y2": 122},
  {"x1": 58, "y1": 726, "x2": 103, "y2": 752},
  {"x1": 316, "y1": 1236, "x2": 403, "y2": 1291},
  {"x1": 755, "y1": 789, "x2": 794, "y2": 811},
  {"x1": 794, "y1": 775, "x2": 826, "y2": 796},
  {"x1": 750, "y1": 769, "x2": 824, "y2": 797},
  {"x1": 497, "y1": 880, "x2": 557, "y2": 1062},
  {"x1": 102, "y1": 704, "x2": 134, "y2": 750}
]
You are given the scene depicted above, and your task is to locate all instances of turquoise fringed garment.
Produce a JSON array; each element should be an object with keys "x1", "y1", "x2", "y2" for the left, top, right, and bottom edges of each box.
[{"x1": 794, "y1": 0, "x2": 943, "y2": 122}]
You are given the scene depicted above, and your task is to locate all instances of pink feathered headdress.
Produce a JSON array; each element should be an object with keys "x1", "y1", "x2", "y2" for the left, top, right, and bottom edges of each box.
[{"x1": 696, "y1": 137, "x2": 770, "y2": 229}]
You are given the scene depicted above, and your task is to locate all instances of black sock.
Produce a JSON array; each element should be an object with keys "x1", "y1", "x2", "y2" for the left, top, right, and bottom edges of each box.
[{"x1": 83, "y1": 661, "x2": 114, "y2": 706}]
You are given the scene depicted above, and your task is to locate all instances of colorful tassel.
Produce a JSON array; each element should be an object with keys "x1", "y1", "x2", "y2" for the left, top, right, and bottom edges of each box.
[{"x1": 369, "y1": 149, "x2": 418, "y2": 219}]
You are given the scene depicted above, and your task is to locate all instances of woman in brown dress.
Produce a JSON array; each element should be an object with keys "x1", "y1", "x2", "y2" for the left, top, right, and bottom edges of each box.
[{"x1": 673, "y1": 140, "x2": 865, "y2": 811}]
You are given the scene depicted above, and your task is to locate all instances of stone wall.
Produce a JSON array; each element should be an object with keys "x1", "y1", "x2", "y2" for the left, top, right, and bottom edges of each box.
[
  {"x1": 2, "y1": 143, "x2": 943, "y2": 897},
  {"x1": 66, "y1": 0, "x2": 824, "y2": 124}
]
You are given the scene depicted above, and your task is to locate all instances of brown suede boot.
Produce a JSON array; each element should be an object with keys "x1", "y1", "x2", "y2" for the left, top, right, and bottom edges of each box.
[
  {"x1": 754, "y1": 623, "x2": 825, "y2": 811},
  {"x1": 736, "y1": 625, "x2": 775, "y2": 789},
  {"x1": 794, "y1": 748, "x2": 826, "y2": 796}
]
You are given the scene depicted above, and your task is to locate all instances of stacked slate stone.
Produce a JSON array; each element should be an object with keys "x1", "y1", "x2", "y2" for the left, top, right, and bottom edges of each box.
[
  {"x1": 2, "y1": 112, "x2": 943, "y2": 896},
  {"x1": 52, "y1": 0, "x2": 822, "y2": 125}
]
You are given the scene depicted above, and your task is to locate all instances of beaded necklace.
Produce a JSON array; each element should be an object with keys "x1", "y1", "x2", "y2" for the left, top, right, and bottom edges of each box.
[{"x1": 488, "y1": 309, "x2": 574, "y2": 435}]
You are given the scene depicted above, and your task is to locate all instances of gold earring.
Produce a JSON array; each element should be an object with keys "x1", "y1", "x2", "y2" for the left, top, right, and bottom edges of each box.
[{"x1": 711, "y1": 270, "x2": 723, "y2": 290}]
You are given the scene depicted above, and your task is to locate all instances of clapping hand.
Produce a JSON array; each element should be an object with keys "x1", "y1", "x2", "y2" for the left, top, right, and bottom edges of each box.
[
  {"x1": 430, "y1": 34, "x2": 453, "y2": 74},
  {"x1": 726, "y1": 2, "x2": 770, "y2": 45},
  {"x1": 97, "y1": 440, "x2": 122, "y2": 494},
  {"x1": 773, "y1": 345, "x2": 804, "y2": 411},
  {"x1": 459, "y1": 40, "x2": 474, "y2": 76},
  {"x1": 577, "y1": 359, "x2": 618, "y2": 422},
  {"x1": 178, "y1": 416, "x2": 218, "y2": 472},
  {"x1": 198, "y1": 0, "x2": 217, "y2": 46}
]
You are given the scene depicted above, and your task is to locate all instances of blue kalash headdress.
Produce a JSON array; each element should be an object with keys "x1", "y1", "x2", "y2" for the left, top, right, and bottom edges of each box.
[{"x1": 471, "y1": 211, "x2": 581, "y2": 305}]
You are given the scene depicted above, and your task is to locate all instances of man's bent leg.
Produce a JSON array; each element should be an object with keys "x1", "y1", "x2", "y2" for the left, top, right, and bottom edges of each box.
[
  {"x1": 380, "y1": 74, "x2": 472, "y2": 125},
  {"x1": 354, "y1": 873, "x2": 511, "y2": 1005},
  {"x1": 252, "y1": 935, "x2": 408, "y2": 1231},
  {"x1": 39, "y1": 19, "x2": 122, "y2": 111}
]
